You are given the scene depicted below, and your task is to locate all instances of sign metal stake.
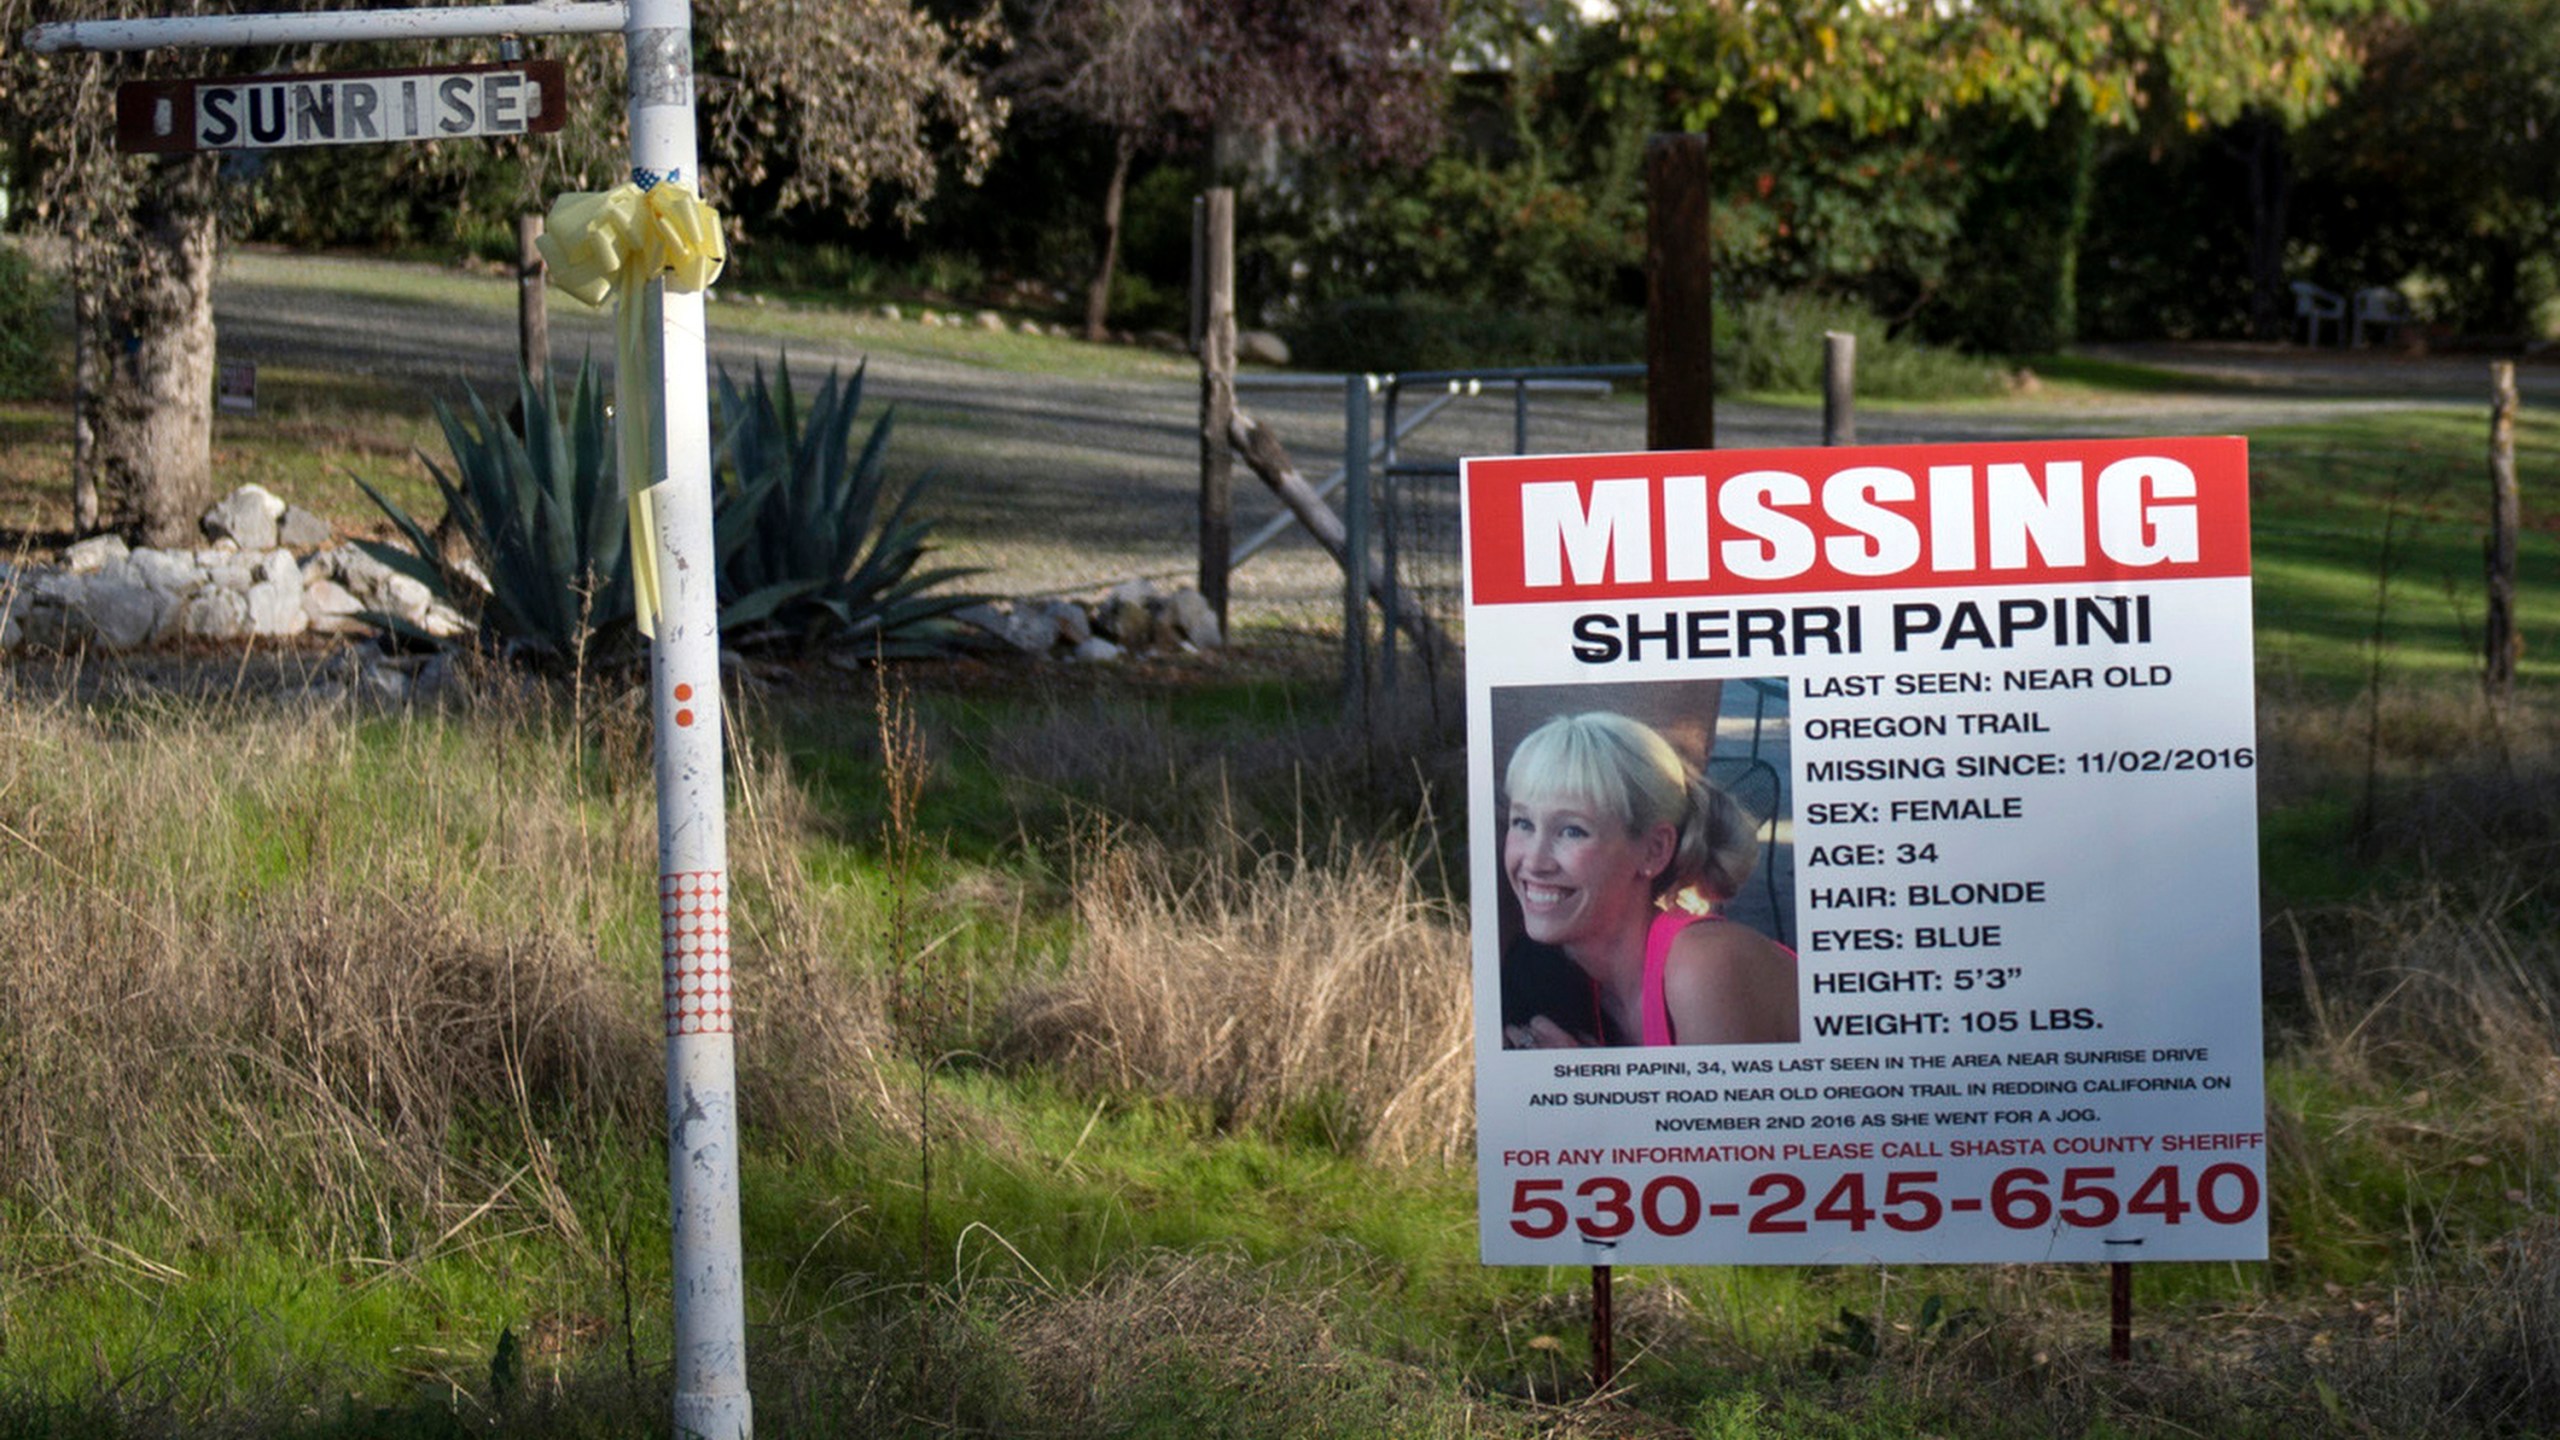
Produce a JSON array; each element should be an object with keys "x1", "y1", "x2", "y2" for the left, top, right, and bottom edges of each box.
[
  {"x1": 26, "y1": 5, "x2": 751, "y2": 1435},
  {"x1": 2110, "y1": 1260, "x2": 2133, "y2": 1364},
  {"x1": 1590, "y1": 1263, "x2": 1615, "y2": 1393}
]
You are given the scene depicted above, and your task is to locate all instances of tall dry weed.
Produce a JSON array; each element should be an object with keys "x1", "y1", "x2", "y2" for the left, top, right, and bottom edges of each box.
[
  {"x1": 2291, "y1": 884, "x2": 2560, "y2": 1105},
  {"x1": 2355, "y1": 1216, "x2": 2560, "y2": 1436},
  {"x1": 2260, "y1": 679, "x2": 2560, "y2": 866},
  {"x1": 1005, "y1": 819, "x2": 1471, "y2": 1164},
  {"x1": 0, "y1": 687, "x2": 906, "y2": 1271},
  {"x1": 982, "y1": 683, "x2": 1465, "y2": 865}
]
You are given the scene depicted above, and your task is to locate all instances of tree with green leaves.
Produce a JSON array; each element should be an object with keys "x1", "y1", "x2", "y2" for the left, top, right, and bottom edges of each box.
[
  {"x1": 2302, "y1": 0, "x2": 2560, "y2": 335},
  {"x1": 1610, "y1": 0, "x2": 2411, "y2": 346},
  {"x1": 0, "y1": 0, "x2": 1005, "y2": 542},
  {"x1": 999, "y1": 0, "x2": 1446, "y2": 340}
]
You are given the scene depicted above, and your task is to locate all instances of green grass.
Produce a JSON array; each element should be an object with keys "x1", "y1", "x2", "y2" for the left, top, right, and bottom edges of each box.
[{"x1": 2244, "y1": 409, "x2": 2560, "y2": 692}]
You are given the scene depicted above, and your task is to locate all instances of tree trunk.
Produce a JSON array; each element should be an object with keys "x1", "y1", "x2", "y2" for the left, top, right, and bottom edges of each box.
[
  {"x1": 70, "y1": 213, "x2": 102, "y2": 537},
  {"x1": 2243, "y1": 115, "x2": 2293, "y2": 342},
  {"x1": 1083, "y1": 133, "x2": 1136, "y2": 342},
  {"x1": 93, "y1": 156, "x2": 220, "y2": 546},
  {"x1": 2049, "y1": 103, "x2": 2095, "y2": 348}
]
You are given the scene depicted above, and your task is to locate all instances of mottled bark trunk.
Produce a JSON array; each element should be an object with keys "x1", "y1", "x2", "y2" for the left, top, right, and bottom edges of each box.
[
  {"x1": 92, "y1": 156, "x2": 219, "y2": 547},
  {"x1": 70, "y1": 220, "x2": 102, "y2": 537},
  {"x1": 1083, "y1": 132, "x2": 1136, "y2": 342}
]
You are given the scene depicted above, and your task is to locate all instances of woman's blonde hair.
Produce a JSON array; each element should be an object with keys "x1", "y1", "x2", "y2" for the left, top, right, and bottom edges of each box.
[{"x1": 1503, "y1": 711, "x2": 1762, "y2": 902}]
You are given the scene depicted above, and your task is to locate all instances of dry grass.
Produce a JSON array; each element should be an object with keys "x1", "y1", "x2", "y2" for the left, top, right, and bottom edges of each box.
[
  {"x1": 746, "y1": 1246, "x2": 1607, "y2": 1439},
  {"x1": 0, "y1": 680, "x2": 910, "y2": 1270},
  {"x1": 2289, "y1": 883, "x2": 2560, "y2": 1115},
  {"x1": 992, "y1": 1247, "x2": 1577, "y2": 1436},
  {"x1": 1004, "y1": 818, "x2": 1472, "y2": 1165},
  {"x1": 2331, "y1": 1217, "x2": 2560, "y2": 1436}
]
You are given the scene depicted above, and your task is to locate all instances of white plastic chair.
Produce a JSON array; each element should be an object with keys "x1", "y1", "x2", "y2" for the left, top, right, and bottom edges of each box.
[
  {"x1": 2292, "y1": 281, "x2": 2344, "y2": 347},
  {"x1": 2353, "y1": 286, "x2": 2410, "y2": 348}
]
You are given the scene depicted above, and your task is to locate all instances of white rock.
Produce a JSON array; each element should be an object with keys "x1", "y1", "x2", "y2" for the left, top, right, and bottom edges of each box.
[
  {"x1": 381, "y1": 572, "x2": 434, "y2": 621},
  {"x1": 83, "y1": 580, "x2": 163, "y2": 651},
  {"x1": 31, "y1": 571, "x2": 88, "y2": 607},
  {"x1": 1168, "y1": 587, "x2": 1223, "y2": 648},
  {"x1": 303, "y1": 577, "x2": 366, "y2": 634},
  {"x1": 975, "y1": 310, "x2": 1007, "y2": 332},
  {"x1": 63, "y1": 534, "x2": 129, "y2": 573},
  {"x1": 276, "y1": 507, "x2": 334, "y2": 551},
  {"x1": 325, "y1": 543, "x2": 394, "y2": 592},
  {"x1": 207, "y1": 562, "x2": 256, "y2": 595},
  {"x1": 130, "y1": 548, "x2": 204, "y2": 598},
  {"x1": 998, "y1": 603, "x2": 1060, "y2": 654},
  {"x1": 202, "y1": 485, "x2": 286, "y2": 550},
  {"x1": 180, "y1": 588, "x2": 252, "y2": 640},
  {"x1": 876, "y1": 303, "x2": 903, "y2": 322},
  {"x1": 200, "y1": 484, "x2": 286, "y2": 545},
  {"x1": 1049, "y1": 599, "x2": 1093, "y2": 647},
  {"x1": 257, "y1": 549, "x2": 301, "y2": 587},
  {"x1": 1097, "y1": 578, "x2": 1162, "y2": 647},
  {"x1": 14, "y1": 609, "x2": 83, "y2": 651},
  {"x1": 1072, "y1": 637, "x2": 1124, "y2": 663},
  {"x1": 1106, "y1": 576, "x2": 1163, "y2": 609},
  {"x1": 246, "y1": 579, "x2": 309, "y2": 637}
]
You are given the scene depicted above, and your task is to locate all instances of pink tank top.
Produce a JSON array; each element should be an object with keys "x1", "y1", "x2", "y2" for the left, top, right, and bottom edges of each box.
[
  {"x1": 1641, "y1": 911, "x2": 1707, "y2": 1046},
  {"x1": 1641, "y1": 910, "x2": 1798, "y2": 1045}
]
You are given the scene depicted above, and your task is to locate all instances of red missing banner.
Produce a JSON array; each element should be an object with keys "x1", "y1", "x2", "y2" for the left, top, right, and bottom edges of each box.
[{"x1": 1464, "y1": 437, "x2": 2250, "y2": 606}]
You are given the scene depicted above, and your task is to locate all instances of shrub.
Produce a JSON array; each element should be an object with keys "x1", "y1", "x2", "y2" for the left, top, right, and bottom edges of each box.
[
  {"x1": 0, "y1": 244, "x2": 62, "y2": 401},
  {"x1": 713, "y1": 357, "x2": 981, "y2": 656},
  {"x1": 361, "y1": 355, "x2": 979, "y2": 667},
  {"x1": 357, "y1": 363, "x2": 635, "y2": 667},
  {"x1": 1718, "y1": 293, "x2": 2012, "y2": 400}
]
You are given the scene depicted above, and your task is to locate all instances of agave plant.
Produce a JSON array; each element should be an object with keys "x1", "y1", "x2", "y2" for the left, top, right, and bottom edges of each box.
[
  {"x1": 357, "y1": 363, "x2": 633, "y2": 667},
  {"x1": 713, "y1": 356, "x2": 980, "y2": 656}
]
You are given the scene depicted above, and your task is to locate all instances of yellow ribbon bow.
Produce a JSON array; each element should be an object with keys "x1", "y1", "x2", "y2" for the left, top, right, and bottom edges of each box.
[{"x1": 536, "y1": 180, "x2": 727, "y2": 638}]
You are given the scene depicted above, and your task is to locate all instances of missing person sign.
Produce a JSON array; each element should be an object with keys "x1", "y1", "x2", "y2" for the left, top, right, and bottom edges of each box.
[{"x1": 1462, "y1": 437, "x2": 2265, "y2": 1265}]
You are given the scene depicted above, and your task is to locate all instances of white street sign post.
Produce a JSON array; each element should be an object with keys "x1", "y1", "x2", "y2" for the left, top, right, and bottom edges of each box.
[{"x1": 25, "y1": 5, "x2": 752, "y2": 1435}]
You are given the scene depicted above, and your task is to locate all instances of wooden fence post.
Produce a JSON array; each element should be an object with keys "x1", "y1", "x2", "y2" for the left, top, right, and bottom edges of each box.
[
  {"x1": 1646, "y1": 133, "x2": 1714, "y2": 451},
  {"x1": 2487, "y1": 361, "x2": 2521, "y2": 695},
  {"x1": 1823, "y1": 331, "x2": 1856, "y2": 446},
  {"x1": 1601, "y1": 128, "x2": 1716, "y2": 1395},
  {"x1": 1198, "y1": 188, "x2": 1235, "y2": 638}
]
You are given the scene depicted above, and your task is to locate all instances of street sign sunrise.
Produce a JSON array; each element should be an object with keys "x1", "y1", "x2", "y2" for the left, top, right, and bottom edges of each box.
[{"x1": 115, "y1": 59, "x2": 564, "y2": 153}]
